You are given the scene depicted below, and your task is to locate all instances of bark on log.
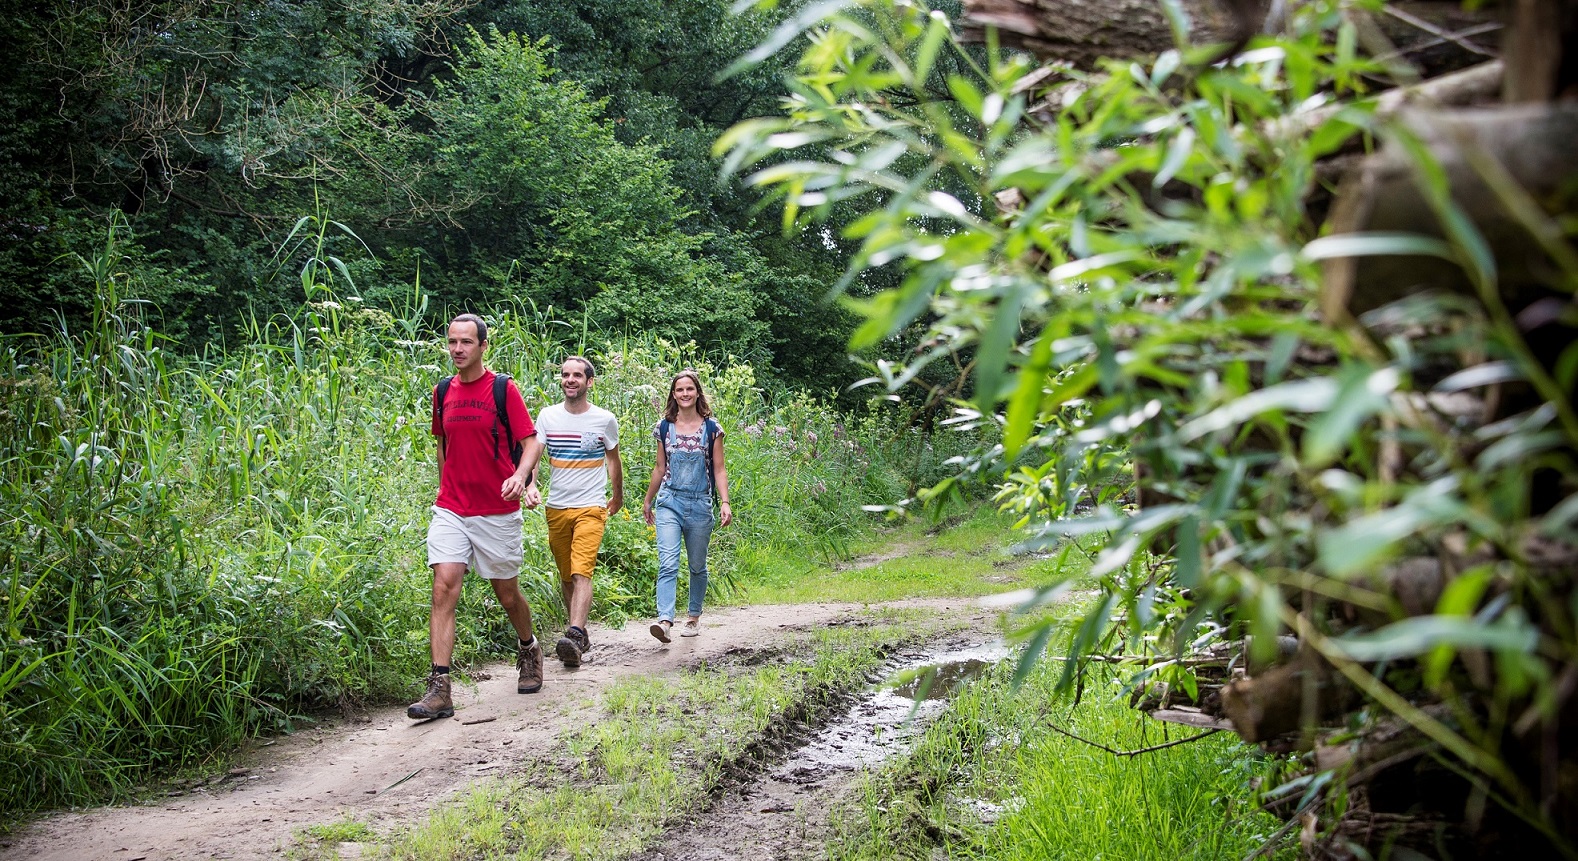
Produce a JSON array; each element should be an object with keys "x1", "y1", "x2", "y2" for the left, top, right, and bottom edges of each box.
[
  {"x1": 960, "y1": 0, "x2": 1251, "y2": 68},
  {"x1": 1320, "y1": 103, "x2": 1578, "y2": 321},
  {"x1": 961, "y1": 0, "x2": 1502, "y2": 71},
  {"x1": 1219, "y1": 650, "x2": 1356, "y2": 744}
]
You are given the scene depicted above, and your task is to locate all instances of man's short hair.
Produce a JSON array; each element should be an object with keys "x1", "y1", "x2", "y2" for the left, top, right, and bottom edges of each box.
[
  {"x1": 451, "y1": 313, "x2": 488, "y2": 343},
  {"x1": 563, "y1": 355, "x2": 595, "y2": 378}
]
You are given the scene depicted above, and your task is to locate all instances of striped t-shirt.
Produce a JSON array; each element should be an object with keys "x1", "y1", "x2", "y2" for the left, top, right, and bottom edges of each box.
[{"x1": 534, "y1": 402, "x2": 620, "y2": 509}]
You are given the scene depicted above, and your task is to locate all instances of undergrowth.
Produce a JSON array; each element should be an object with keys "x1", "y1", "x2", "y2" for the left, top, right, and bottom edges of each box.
[
  {"x1": 828, "y1": 660, "x2": 1291, "y2": 861},
  {"x1": 0, "y1": 233, "x2": 982, "y2": 816}
]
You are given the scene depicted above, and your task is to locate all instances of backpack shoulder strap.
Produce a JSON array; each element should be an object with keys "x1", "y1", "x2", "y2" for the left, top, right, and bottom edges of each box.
[
  {"x1": 493, "y1": 373, "x2": 515, "y2": 463},
  {"x1": 658, "y1": 419, "x2": 672, "y2": 445},
  {"x1": 434, "y1": 375, "x2": 455, "y2": 423},
  {"x1": 493, "y1": 373, "x2": 511, "y2": 425},
  {"x1": 702, "y1": 418, "x2": 719, "y2": 495}
]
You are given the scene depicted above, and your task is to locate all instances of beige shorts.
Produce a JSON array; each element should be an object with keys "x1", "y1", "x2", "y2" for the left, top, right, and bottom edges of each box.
[
  {"x1": 426, "y1": 507, "x2": 523, "y2": 580},
  {"x1": 545, "y1": 505, "x2": 608, "y2": 583}
]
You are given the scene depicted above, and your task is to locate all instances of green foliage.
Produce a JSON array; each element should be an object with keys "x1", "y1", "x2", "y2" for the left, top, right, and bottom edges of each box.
[
  {"x1": 0, "y1": 220, "x2": 929, "y2": 815},
  {"x1": 2, "y1": 1, "x2": 870, "y2": 396},
  {"x1": 719, "y1": 0, "x2": 1578, "y2": 844},
  {"x1": 829, "y1": 663, "x2": 1289, "y2": 861}
]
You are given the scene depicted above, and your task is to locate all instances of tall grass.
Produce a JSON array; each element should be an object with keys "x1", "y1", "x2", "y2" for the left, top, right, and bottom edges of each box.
[
  {"x1": 827, "y1": 660, "x2": 1290, "y2": 861},
  {"x1": 0, "y1": 229, "x2": 969, "y2": 816}
]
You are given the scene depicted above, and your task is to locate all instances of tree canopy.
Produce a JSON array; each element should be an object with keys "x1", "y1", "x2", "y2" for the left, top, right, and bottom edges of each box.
[{"x1": 2, "y1": 0, "x2": 861, "y2": 391}]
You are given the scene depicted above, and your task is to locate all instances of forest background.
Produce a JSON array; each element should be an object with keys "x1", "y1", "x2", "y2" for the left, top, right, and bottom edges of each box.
[{"x1": 2, "y1": 0, "x2": 885, "y2": 395}]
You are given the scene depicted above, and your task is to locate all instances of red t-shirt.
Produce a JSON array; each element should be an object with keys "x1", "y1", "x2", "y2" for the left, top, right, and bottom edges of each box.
[{"x1": 431, "y1": 371, "x2": 536, "y2": 516}]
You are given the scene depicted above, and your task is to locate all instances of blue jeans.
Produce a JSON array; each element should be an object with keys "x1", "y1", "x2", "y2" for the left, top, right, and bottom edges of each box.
[{"x1": 655, "y1": 489, "x2": 714, "y2": 621}]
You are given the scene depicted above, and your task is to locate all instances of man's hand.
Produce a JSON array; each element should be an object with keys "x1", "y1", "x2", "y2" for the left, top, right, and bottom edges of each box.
[
  {"x1": 607, "y1": 492, "x2": 623, "y2": 515},
  {"x1": 501, "y1": 474, "x2": 527, "y2": 501}
]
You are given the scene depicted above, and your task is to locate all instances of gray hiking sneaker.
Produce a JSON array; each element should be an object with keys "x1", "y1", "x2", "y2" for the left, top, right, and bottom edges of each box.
[
  {"x1": 555, "y1": 627, "x2": 590, "y2": 668},
  {"x1": 407, "y1": 671, "x2": 453, "y2": 720},
  {"x1": 517, "y1": 640, "x2": 544, "y2": 694}
]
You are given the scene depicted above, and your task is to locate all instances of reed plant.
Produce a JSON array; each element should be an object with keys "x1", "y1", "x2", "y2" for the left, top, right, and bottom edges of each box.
[{"x1": 0, "y1": 225, "x2": 968, "y2": 816}]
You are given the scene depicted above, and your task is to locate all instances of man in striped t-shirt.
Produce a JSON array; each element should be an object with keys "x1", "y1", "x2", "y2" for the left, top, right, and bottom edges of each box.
[{"x1": 519, "y1": 356, "x2": 623, "y2": 668}]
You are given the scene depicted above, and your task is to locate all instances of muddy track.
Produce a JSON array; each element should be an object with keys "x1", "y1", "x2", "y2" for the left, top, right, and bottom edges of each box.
[
  {"x1": 628, "y1": 634, "x2": 1009, "y2": 861},
  {"x1": 2, "y1": 597, "x2": 992, "y2": 861}
]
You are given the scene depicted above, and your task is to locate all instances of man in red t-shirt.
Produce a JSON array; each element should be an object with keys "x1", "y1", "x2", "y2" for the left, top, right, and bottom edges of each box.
[{"x1": 408, "y1": 314, "x2": 546, "y2": 720}]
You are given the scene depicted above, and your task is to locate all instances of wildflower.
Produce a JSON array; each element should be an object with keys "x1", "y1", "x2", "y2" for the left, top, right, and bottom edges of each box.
[
  {"x1": 742, "y1": 424, "x2": 762, "y2": 436},
  {"x1": 774, "y1": 426, "x2": 788, "y2": 436},
  {"x1": 833, "y1": 424, "x2": 845, "y2": 439},
  {"x1": 806, "y1": 431, "x2": 818, "y2": 444},
  {"x1": 812, "y1": 480, "x2": 827, "y2": 496}
]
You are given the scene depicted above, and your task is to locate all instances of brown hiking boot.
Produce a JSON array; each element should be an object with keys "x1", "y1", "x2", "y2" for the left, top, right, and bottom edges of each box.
[
  {"x1": 517, "y1": 640, "x2": 543, "y2": 694},
  {"x1": 555, "y1": 627, "x2": 590, "y2": 668},
  {"x1": 407, "y1": 671, "x2": 453, "y2": 720}
]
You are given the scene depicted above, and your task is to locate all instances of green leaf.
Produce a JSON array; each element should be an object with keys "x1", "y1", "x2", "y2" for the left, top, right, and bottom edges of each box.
[
  {"x1": 1180, "y1": 377, "x2": 1339, "y2": 441},
  {"x1": 1174, "y1": 515, "x2": 1201, "y2": 589},
  {"x1": 1249, "y1": 583, "x2": 1282, "y2": 667},
  {"x1": 1152, "y1": 50, "x2": 1181, "y2": 85},
  {"x1": 1003, "y1": 324, "x2": 1056, "y2": 458},
  {"x1": 1317, "y1": 479, "x2": 1465, "y2": 578},
  {"x1": 1435, "y1": 361, "x2": 1522, "y2": 392},
  {"x1": 1153, "y1": 126, "x2": 1196, "y2": 188},
  {"x1": 946, "y1": 75, "x2": 984, "y2": 119},
  {"x1": 912, "y1": 11, "x2": 949, "y2": 86},
  {"x1": 720, "y1": 0, "x2": 849, "y2": 80},
  {"x1": 1057, "y1": 592, "x2": 1119, "y2": 691},
  {"x1": 1423, "y1": 565, "x2": 1495, "y2": 687},
  {"x1": 1333, "y1": 615, "x2": 1537, "y2": 662},
  {"x1": 1301, "y1": 232, "x2": 1456, "y2": 262},
  {"x1": 1302, "y1": 365, "x2": 1398, "y2": 468},
  {"x1": 1013, "y1": 623, "x2": 1054, "y2": 688}
]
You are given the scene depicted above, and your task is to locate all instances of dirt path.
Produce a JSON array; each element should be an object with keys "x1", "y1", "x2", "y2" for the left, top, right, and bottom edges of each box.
[{"x1": 4, "y1": 597, "x2": 989, "y2": 861}]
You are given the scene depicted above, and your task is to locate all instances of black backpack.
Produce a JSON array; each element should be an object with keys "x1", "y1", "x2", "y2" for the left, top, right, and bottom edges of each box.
[{"x1": 433, "y1": 373, "x2": 524, "y2": 466}]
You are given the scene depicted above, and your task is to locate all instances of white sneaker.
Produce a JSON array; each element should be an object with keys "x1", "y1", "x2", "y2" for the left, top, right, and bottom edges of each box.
[
  {"x1": 650, "y1": 620, "x2": 672, "y2": 643},
  {"x1": 680, "y1": 619, "x2": 700, "y2": 637}
]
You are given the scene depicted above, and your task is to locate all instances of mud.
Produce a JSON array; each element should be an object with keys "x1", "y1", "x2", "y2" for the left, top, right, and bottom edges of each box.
[
  {"x1": 629, "y1": 638, "x2": 1011, "y2": 861},
  {"x1": 1, "y1": 598, "x2": 995, "y2": 861}
]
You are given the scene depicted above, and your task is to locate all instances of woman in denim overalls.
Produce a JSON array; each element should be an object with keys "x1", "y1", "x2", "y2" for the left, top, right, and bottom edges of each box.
[{"x1": 642, "y1": 370, "x2": 732, "y2": 642}]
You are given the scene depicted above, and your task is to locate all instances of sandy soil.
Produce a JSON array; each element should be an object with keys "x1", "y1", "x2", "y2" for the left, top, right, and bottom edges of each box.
[{"x1": 3, "y1": 597, "x2": 989, "y2": 861}]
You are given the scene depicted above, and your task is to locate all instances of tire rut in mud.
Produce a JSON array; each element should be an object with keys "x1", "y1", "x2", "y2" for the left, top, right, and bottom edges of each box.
[{"x1": 627, "y1": 629, "x2": 1007, "y2": 861}]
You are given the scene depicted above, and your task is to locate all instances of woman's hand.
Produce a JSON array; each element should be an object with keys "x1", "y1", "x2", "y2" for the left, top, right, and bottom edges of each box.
[
  {"x1": 642, "y1": 501, "x2": 655, "y2": 526},
  {"x1": 719, "y1": 501, "x2": 732, "y2": 527}
]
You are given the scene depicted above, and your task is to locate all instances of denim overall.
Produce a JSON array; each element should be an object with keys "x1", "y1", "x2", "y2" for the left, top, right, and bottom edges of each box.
[{"x1": 654, "y1": 422, "x2": 714, "y2": 622}]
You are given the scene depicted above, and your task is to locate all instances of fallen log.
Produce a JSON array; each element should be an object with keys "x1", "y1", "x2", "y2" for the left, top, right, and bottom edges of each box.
[{"x1": 961, "y1": 0, "x2": 1502, "y2": 72}]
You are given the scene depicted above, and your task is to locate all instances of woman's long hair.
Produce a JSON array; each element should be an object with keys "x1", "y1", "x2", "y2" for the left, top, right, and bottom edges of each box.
[{"x1": 663, "y1": 370, "x2": 713, "y2": 422}]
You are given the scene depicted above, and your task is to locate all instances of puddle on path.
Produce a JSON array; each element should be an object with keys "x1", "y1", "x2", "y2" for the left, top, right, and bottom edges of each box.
[
  {"x1": 631, "y1": 639, "x2": 1012, "y2": 861},
  {"x1": 776, "y1": 639, "x2": 1011, "y2": 776}
]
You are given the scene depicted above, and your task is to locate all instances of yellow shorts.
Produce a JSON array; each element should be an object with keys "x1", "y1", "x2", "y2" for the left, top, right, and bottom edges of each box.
[{"x1": 545, "y1": 505, "x2": 608, "y2": 582}]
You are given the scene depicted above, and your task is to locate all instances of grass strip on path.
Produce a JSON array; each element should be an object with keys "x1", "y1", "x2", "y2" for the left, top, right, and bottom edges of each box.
[{"x1": 379, "y1": 607, "x2": 959, "y2": 861}]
